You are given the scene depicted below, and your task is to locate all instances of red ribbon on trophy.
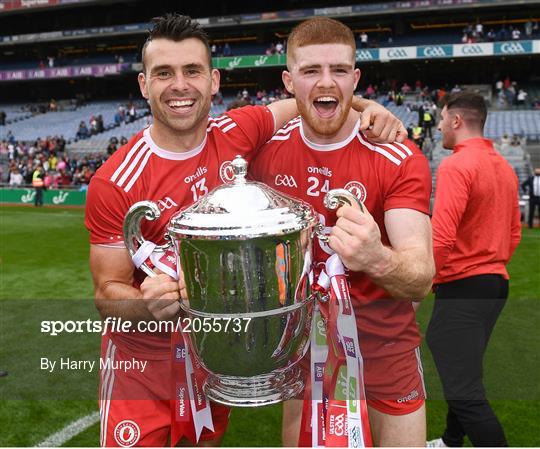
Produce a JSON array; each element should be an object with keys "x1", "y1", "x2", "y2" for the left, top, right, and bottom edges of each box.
[
  {"x1": 299, "y1": 254, "x2": 372, "y2": 448},
  {"x1": 170, "y1": 328, "x2": 215, "y2": 445},
  {"x1": 131, "y1": 243, "x2": 215, "y2": 445}
]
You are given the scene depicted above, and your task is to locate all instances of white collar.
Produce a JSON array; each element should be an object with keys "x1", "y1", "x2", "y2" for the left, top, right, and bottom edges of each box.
[
  {"x1": 299, "y1": 119, "x2": 360, "y2": 152},
  {"x1": 143, "y1": 126, "x2": 206, "y2": 160}
]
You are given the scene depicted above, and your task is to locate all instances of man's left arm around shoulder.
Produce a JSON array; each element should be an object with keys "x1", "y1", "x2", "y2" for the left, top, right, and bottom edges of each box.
[{"x1": 328, "y1": 206, "x2": 435, "y2": 300}]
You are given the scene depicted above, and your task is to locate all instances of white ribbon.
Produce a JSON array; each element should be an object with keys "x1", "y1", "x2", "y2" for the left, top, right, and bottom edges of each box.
[
  {"x1": 331, "y1": 266, "x2": 367, "y2": 447},
  {"x1": 131, "y1": 240, "x2": 156, "y2": 269},
  {"x1": 310, "y1": 253, "x2": 369, "y2": 448},
  {"x1": 311, "y1": 305, "x2": 328, "y2": 447}
]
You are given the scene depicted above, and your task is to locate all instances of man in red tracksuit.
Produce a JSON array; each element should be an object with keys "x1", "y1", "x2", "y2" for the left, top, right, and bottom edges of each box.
[{"x1": 427, "y1": 91, "x2": 521, "y2": 447}]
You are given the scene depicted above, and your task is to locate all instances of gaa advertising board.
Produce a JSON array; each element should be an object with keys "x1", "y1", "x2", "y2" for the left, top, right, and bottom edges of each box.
[{"x1": 372, "y1": 40, "x2": 539, "y2": 63}]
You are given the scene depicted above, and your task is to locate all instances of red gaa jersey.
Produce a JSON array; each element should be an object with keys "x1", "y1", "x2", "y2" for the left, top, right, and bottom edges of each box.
[
  {"x1": 85, "y1": 105, "x2": 275, "y2": 358},
  {"x1": 250, "y1": 118, "x2": 432, "y2": 358}
]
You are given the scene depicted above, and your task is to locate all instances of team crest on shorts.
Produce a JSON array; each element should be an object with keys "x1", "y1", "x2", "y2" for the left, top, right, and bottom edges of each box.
[
  {"x1": 114, "y1": 420, "x2": 140, "y2": 447},
  {"x1": 344, "y1": 181, "x2": 367, "y2": 203},
  {"x1": 219, "y1": 161, "x2": 235, "y2": 184}
]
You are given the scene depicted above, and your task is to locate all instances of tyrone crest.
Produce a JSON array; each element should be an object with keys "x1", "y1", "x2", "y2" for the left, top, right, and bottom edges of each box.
[
  {"x1": 344, "y1": 181, "x2": 367, "y2": 203},
  {"x1": 219, "y1": 160, "x2": 235, "y2": 184},
  {"x1": 114, "y1": 420, "x2": 140, "y2": 447}
]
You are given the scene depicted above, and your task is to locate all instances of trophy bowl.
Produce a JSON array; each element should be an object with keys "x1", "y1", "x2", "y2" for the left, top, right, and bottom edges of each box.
[{"x1": 123, "y1": 156, "x2": 362, "y2": 407}]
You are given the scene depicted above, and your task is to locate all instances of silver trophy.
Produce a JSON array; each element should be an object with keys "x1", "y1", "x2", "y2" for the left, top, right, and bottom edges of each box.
[{"x1": 123, "y1": 156, "x2": 363, "y2": 407}]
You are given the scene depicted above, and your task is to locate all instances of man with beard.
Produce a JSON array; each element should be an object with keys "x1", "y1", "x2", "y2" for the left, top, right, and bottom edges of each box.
[
  {"x1": 426, "y1": 92, "x2": 520, "y2": 447},
  {"x1": 250, "y1": 17, "x2": 434, "y2": 446},
  {"x1": 85, "y1": 13, "x2": 406, "y2": 448}
]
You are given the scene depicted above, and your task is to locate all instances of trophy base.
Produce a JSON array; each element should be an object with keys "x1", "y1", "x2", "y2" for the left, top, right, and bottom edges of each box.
[{"x1": 204, "y1": 365, "x2": 304, "y2": 407}]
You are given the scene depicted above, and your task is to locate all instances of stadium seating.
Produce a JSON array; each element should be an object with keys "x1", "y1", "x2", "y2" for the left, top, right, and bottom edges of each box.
[
  {"x1": 0, "y1": 104, "x2": 34, "y2": 125},
  {"x1": 68, "y1": 115, "x2": 151, "y2": 156},
  {"x1": 484, "y1": 110, "x2": 540, "y2": 140},
  {"x1": 68, "y1": 102, "x2": 227, "y2": 156},
  {"x1": 0, "y1": 101, "x2": 143, "y2": 142},
  {"x1": 368, "y1": 103, "x2": 540, "y2": 141}
]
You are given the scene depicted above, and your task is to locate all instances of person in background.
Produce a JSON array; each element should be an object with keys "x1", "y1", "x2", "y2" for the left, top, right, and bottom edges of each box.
[
  {"x1": 9, "y1": 168, "x2": 23, "y2": 187},
  {"x1": 427, "y1": 91, "x2": 521, "y2": 448},
  {"x1": 32, "y1": 165, "x2": 45, "y2": 207},
  {"x1": 521, "y1": 167, "x2": 540, "y2": 228}
]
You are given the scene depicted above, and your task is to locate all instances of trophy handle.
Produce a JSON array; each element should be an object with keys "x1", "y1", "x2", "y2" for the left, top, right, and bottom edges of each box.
[
  {"x1": 123, "y1": 200, "x2": 171, "y2": 278},
  {"x1": 316, "y1": 188, "x2": 365, "y2": 244}
]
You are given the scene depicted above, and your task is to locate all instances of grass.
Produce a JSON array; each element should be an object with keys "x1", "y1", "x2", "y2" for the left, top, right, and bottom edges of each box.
[{"x1": 0, "y1": 205, "x2": 538, "y2": 446}]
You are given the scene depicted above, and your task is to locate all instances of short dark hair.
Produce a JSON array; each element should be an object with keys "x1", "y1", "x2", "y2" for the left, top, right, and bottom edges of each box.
[
  {"x1": 141, "y1": 13, "x2": 211, "y2": 73},
  {"x1": 442, "y1": 91, "x2": 487, "y2": 130}
]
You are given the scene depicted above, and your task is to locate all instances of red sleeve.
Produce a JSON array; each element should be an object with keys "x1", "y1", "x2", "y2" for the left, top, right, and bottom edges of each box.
[
  {"x1": 84, "y1": 176, "x2": 130, "y2": 245},
  {"x1": 431, "y1": 160, "x2": 471, "y2": 274},
  {"x1": 225, "y1": 105, "x2": 275, "y2": 152},
  {"x1": 384, "y1": 152, "x2": 432, "y2": 215},
  {"x1": 248, "y1": 141, "x2": 271, "y2": 182}
]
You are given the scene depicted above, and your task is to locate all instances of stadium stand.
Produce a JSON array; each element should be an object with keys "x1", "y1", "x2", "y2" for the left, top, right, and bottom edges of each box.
[{"x1": 0, "y1": 101, "x2": 149, "y2": 142}]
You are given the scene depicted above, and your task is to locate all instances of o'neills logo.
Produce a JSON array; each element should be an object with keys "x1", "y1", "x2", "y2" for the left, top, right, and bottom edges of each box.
[
  {"x1": 308, "y1": 166, "x2": 333, "y2": 177},
  {"x1": 397, "y1": 389, "x2": 419, "y2": 403},
  {"x1": 184, "y1": 166, "x2": 207, "y2": 184},
  {"x1": 219, "y1": 160, "x2": 235, "y2": 183},
  {"x1": 114, "y1": 420, "x2": 140, "y2": 447},
  {"x1": 329, "y1": 413, "x2": 347, "y2": 437},
  {"x1": 191, "y1": 373, "x2": 207, "y2": 411}
]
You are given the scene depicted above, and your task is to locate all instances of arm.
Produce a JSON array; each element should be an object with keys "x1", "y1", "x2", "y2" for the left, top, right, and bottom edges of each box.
[
  {"x1": 266, "y1": 97, "x2": 407, "y2": 142},
  {"x1": 266, "y1": 98, "x2": 299, "y2": 133},
  {"x1": 431, "y1": 165, "x2": 470, "y2": 273},
  {"x1": 90, "y1": 244, "x2": 180, "y2": 322},
  {"x1": 353, "y1": 97, "x2": 408, "y2": 143},
  {"x1": 328, "y1": 206, "x2": 434, "y2": 300}
]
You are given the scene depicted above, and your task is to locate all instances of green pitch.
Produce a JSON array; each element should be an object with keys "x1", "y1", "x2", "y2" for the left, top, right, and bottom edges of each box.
[{"x1": 0, "y1": 206, "x2": 538, "y2": 446}]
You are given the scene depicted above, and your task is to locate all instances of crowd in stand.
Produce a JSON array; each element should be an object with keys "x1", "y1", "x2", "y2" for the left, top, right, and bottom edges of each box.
[
  {"x1": 494, "y1": 77, "x2": 533, "y2": 109},
  {"x1": 76, "y1": 116, "x2": 104, "y2": 139},
  {"x1": 76, "y1": 103, "x2": 140, "y2": 140},
  {"x1": 461, "y1": 20, "x2": 539, "y2": 44},
  {"x1": 360, "y1": 79, "x2": 450, "y2": 106},
  {"x1": 0, "y1": 135, "x2": 115, "y2": 190},
  {"x1": 4, "y1": 18, "x2": 539, "y2": 72},
  {"x1": 210, "y1": 43, "x2": 233, "y2": 57},
  {"x1": 265, "y1": 41, "x2": 286, "y2": 55},
  {"x1": 355, "y1": 20, "x2": 539, "y2": 49},
  {"x1": 1, "y1": 79, "x2": 537, "y2": 190}
]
